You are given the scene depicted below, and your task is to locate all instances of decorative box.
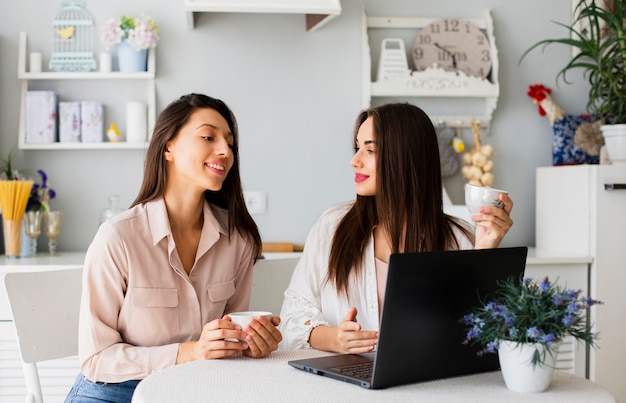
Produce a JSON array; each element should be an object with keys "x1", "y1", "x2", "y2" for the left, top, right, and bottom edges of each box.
[
  {"x1": 80, "y1": 101, "x2": 104, "y2": 143},
  {"x1": 59, "y1": 102, "x2": 81, "y2": 142},
  {"x1": 25, "y1": 91, "x2": 57, "y2": 144}
]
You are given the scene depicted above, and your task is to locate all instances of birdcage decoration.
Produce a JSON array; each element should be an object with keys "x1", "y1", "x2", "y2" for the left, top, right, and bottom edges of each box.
[{"x1": 49, "y1": 0, "x2": 96, "y2": 72}]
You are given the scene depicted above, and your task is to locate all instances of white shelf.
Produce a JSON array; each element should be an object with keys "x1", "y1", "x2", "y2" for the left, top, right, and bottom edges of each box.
[
  {"x1": 18, "y1": 142, "x2": 148, "y2": 151},
  {"x1": 184, "y1": 0, "x2": 341, "y2": 31},
  {"x1": 361, "y1": 11, "x2": 500, "y2": 128},
  {"x1": 18, "y1": 71, "x2": 154, "y2": 80},
  {"x1": 17, "y1": 32, "x2": 156, "y2": 151}
]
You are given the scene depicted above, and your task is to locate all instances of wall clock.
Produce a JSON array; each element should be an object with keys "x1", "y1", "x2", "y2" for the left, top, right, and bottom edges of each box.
[{"x1": 412, "y1": 18, "x2": 492, "y2": 79}]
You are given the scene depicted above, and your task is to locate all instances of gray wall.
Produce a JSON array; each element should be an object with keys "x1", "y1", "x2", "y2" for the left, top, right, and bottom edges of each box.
[{"x1": 0, "y1": 0, "x2": 588, "y2": 252}]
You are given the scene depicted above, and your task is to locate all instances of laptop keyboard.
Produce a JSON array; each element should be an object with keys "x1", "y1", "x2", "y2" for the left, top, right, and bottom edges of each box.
[{"x1": 331, "y1": 361, "x2": 374, "y2": 380}]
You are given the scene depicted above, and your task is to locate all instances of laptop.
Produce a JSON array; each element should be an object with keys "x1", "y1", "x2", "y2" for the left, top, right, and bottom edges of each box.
[{"x1": 288, "y1": 246, "x2": 528, "y2": 389}]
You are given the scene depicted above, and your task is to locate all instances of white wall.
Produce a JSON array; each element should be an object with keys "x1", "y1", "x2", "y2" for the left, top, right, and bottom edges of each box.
[{"x1": 0, "y1": 0, "x2": 589, "y2": 252}]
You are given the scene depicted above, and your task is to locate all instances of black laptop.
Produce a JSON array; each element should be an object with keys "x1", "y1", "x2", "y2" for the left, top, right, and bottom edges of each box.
[{"x1": 288, "y1": 246, "x2": 528, "y2": 389}]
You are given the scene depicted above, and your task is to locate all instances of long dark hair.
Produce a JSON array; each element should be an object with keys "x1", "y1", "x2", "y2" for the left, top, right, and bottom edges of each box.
[
  {"x1": 131, "y1": 93, "x2": 262, "y2": 259},
  {"x1": 328, "y1": 103, "x2": 473, "y2": 296}
]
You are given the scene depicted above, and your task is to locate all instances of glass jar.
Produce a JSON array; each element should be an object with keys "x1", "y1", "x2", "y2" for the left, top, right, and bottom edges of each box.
[{"x1": 100, "y1": 195, "x2": 123, "y2": 225}]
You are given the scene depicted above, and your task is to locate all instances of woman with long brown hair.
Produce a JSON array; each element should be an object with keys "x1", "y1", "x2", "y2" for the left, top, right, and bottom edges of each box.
[
  {"x1": 279, "y1": 102, "x2": 513, "y2": 353},
  {"x1": 66, "y1": 94, "x2": 281, "y2": 403}
]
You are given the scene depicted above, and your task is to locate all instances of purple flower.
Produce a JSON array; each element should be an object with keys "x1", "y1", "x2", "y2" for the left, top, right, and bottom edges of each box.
[
  {"x1": 526, "y1": 326, "x2": 541, "y2": 339},
  {"x1": 553, "y1": 293, "x2": 565, "y2": 305},
  {"x1": 26, "y1": 169, "x2": 55, "y2": 212},
  {"x1": 567, "y1": 301, "x2": 580, "y2": 314},
  {"x1": 539, "y1": 333, "x2": 557, "y2": 344},
  {"x1": 562, "y1": 315, "x2": 576, "y2": 326},
  {"x1": 486, "y1": 340, "x2": 498, "y2": 353},
  {"x1": 466, "y1": 327, "x2": 481, "y2": 340}
]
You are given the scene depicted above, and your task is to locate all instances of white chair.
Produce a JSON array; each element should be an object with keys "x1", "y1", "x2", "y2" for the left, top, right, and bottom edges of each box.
[
  {"x1": 250, "y1": 257, "x2": 300, "y2": 315},
  {"x1": 3, "y1": 268, "x2": 82, "y2": 403}
]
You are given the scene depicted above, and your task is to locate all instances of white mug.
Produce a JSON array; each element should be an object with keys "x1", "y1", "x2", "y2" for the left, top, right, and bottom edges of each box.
[
  {"x1": 465, "y1": 183, "x2": 508, "y2": 215},
  {"x1": 227, "y1": 311, "x2": 273, "y2": 341}
]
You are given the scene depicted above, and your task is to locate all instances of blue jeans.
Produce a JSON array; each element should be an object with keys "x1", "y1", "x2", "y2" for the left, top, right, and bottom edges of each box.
[{"x1": 65, "y1": 373, "x2": 140, "y2": 403}]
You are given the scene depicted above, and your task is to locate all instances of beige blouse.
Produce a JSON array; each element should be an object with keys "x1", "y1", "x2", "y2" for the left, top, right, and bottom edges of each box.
[{"x1": 78, "y1": 198, "x2": 256, "y2": 383}]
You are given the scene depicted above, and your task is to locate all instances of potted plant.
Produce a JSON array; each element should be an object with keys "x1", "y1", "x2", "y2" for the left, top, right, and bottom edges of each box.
[
  {"x1": 463, "y1": 276, "x2": 602, "y2": 393},
  {"x1": 520, "y1": 0, "x2": 626, "y2": 163},
  {"x1": 101, "y1": 15, "x2": 159, "y2": 72}
]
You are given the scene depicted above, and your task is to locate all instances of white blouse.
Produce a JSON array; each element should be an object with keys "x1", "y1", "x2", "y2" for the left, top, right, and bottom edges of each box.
[{"x1": 278, "y1": 201, "x2": 473, "y2": 350}]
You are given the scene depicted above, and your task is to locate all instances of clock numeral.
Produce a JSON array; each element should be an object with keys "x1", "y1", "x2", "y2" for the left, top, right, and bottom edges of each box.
[
  {"x1": 456, "y1": 52, "x2": 468, "y2": 62},
  {"x1": 476, "y1": 35, "x2": 486, "y2": 46},
  {"x1": 416, "y1": 34, "x2": 432, "y2": 45},
  {"x1": 413, "y1": 47, "x2": 424, "y2": 60},
  {"x1": 442, "y1": 19, "x2": 461, "y2": 33},
  {"x1": 481, "y1": 49, "x2": 491, "y2": 62}
]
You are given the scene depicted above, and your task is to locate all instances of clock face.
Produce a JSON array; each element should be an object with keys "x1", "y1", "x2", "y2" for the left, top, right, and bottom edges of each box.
[{"x1": 412, "y1": 18, "x2": 492, "y2": 79}]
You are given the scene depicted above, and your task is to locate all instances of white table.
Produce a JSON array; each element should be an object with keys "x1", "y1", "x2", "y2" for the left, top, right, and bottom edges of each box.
[{"x1": 131, "y1": 350, "x2": 616, "y2": 403}]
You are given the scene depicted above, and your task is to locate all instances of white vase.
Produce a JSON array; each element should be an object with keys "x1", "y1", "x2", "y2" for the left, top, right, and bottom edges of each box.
[
  {"x1": 600, "y1": 123, "x2": 626, "y2": 164},
  {"x1": 498, "y1": 340, "x2": 558, "y2": 393}
]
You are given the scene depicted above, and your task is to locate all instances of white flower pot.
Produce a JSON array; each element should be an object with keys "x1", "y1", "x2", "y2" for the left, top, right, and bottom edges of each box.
[
  {"x1": 498, "y1": 340, "x2": 558, "y2": 393},
  {"x1": 600, "y1": 124, "x2": 626, "y2": 164}
]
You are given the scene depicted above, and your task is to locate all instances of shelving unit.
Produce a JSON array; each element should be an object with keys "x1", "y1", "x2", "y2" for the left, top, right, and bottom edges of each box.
[
  {"x1": 184, "y1": 0, "x2": 342, "y2": 31},
  {"x1": 17, "y1": 32, "x2": 156, "y2": 151},
  {"x1": 361, "y1": 11, "x2": 500, "y2": 129}
]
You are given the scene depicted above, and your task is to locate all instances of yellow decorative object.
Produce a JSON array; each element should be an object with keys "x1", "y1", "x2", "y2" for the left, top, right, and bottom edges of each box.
[
  {"x1": 106, "y1": 123, "x2": 122, "y2": 142},
  {"x1": 55, "y1": 26, "x2": 75, "y2": 39},
  {"x1": 452, "y1": 137, "x2": 465, "y2": 153},
  {"x1": 461, "y1": 119, "x2": 495, "y2": 187}
]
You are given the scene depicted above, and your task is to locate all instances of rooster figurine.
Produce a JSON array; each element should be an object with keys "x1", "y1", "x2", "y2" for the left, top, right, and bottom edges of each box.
[{"x1": 527, "y1": 84, "x2": 602, "y2": 165}]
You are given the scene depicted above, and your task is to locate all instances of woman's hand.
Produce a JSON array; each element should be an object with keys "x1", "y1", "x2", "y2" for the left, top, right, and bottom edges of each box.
[
  {"x1": 234, "y1": 314, "x2": 282, "y2": 358},
  {"x1": 310, "y1": 307, "x2": 378, "y2": 354},
  {"x1": 472, "y1": 193, "x2": 514, "y2": 249},
  {"x1": 176, "y1": 318, "x2": 249, "y2": 364}
]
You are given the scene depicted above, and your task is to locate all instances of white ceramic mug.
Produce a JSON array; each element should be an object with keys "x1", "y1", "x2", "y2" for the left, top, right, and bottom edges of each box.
[
  {"x1": 227, "y1": 311, "x2": 273, "y2": 341},
  {"x1": 228, "y1": 311, "x2": 273, "y2": 329},
  {"x1": 465, "y1": 183, "x2": 508, "y2": 215}
]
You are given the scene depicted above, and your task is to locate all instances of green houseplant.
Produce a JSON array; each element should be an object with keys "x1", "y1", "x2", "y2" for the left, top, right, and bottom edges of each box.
[
  {"x1": 463, "y1": 276, "x2": 602, "y2": 392},
  {"x1": 520, "y1": 0, "x2": 626, "y2": 162}
]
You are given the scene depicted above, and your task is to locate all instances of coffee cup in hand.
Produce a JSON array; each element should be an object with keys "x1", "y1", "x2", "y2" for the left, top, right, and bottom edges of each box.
[
  {"x1": 465, "y1": 184, "x2": 508, "y2": 216},
  {"x1": 227, "y1": 311, "x2": 273, "y2": 341}
]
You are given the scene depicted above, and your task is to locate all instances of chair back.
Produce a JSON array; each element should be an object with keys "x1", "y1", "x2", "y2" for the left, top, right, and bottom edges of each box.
[
  {"x1": 250, "y1": 258, "x2": 300, "y2": 314},
  {"x1": 3, "y1": 267, "x2": 82, "y2": 403}
]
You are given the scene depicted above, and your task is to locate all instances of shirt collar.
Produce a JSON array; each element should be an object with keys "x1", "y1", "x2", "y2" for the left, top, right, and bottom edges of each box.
[{"x1": 146, "y1": 197, "x2": 230, "y2": 248}]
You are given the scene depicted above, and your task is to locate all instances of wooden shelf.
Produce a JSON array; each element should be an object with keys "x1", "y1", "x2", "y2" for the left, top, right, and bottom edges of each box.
[{"x1": 184, "y1": 0, "x2": 341, "y2": 31}]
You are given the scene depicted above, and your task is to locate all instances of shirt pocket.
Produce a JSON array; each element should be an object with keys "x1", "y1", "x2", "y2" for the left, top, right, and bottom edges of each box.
[
  {"x1": 126, "y1": 287, "x2": 179, "y2": 345},
  {"x1": 206, "y1": 280, "x2": 236, "y2": 319}
]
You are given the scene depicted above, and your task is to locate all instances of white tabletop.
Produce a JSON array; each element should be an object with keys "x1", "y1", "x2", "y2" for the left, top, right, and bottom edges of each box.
[{"x1": 131, "y1": 349, "x2": 616, "y2": 403}]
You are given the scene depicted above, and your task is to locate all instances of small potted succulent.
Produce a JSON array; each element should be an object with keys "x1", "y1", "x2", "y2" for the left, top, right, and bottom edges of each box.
[{"x1": 520, "y1": 0, "x2": 626, "y2": 163}]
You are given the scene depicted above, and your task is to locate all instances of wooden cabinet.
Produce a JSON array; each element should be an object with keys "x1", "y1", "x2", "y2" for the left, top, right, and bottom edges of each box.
[{"x1": 17, "y1": 32, "x2": 155, "y2": 151}]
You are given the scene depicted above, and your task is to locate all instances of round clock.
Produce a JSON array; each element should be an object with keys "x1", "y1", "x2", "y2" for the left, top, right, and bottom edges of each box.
[{"x1": 412, "y1": 18, "x2": 492, "y2": 79}]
